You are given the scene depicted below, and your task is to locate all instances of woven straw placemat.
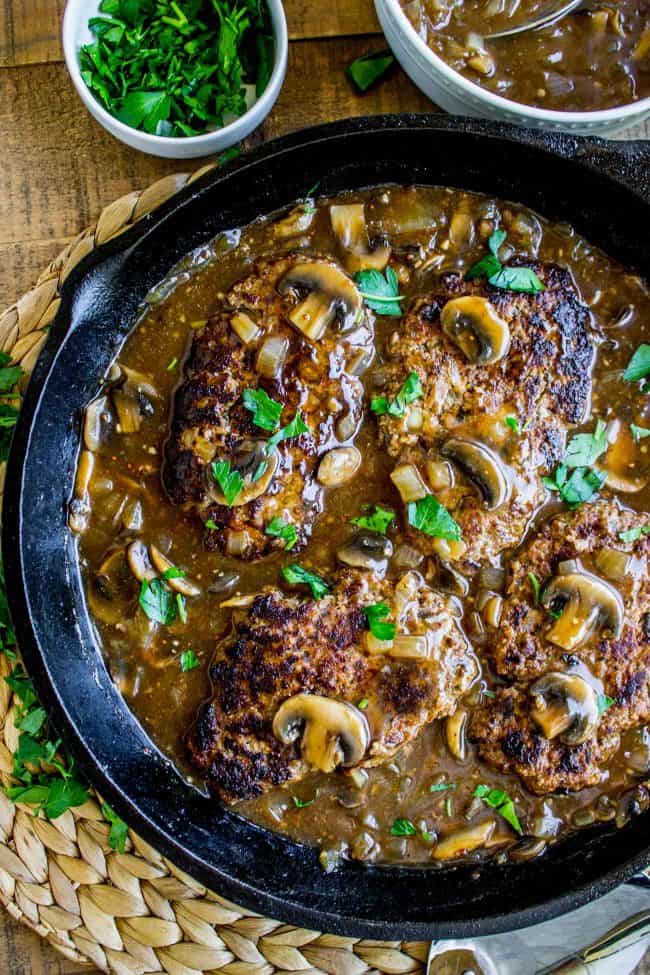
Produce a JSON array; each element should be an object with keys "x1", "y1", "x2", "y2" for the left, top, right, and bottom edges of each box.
[{"x1": 0, "y1": 166, "x2": 429, "y2": 975}]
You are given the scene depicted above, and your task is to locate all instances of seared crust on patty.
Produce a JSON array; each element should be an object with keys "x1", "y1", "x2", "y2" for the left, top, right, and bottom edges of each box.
[
  {"x1": 162, "y1": 254, "x2": 373, "y2": 559},
  {"x1": 376, "y1": 261, "x2": 595, "y2": 566},
  {"x1": 187, "y1": 570, "x2": 475, "y2": 802},
  {"x1": 470, "y1": 501, "x2": 650, "y2": 793}
]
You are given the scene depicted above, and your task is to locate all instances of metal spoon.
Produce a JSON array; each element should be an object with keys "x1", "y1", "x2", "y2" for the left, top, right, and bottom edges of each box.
[{"x1": 483, "y1": 0, "x2": 584, "y2": 40}]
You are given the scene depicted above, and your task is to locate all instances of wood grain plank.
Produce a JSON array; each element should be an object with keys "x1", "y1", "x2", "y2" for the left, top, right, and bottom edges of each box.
[
  {"x1": 0, "y1": 908, "x2": 102, "y2": 974},
  {"x1": 0, "y1": 36, "x2": 430, "y2": 305},
  {"x1": 0, "y1": 0, "x2": 379, "y2": 68}
]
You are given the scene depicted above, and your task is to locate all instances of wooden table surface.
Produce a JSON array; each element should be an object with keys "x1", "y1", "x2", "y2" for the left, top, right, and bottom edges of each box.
[{"x1": 0, "y1": 1, "x2": 649, "y2": 971}]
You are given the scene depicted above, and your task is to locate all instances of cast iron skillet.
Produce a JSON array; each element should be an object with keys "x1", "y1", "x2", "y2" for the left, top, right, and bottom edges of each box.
[{"x1": 3, "y1": 116, "x2": 650, "y2": 941}]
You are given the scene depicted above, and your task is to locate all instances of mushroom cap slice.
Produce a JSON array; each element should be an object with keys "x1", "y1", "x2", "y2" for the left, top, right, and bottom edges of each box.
[
  {"x1": 440, "y1": 295, "x2": 510, "y2": 365},
  {"x1": 329, "y1": 203, "x2": 391, "y2": 274},
  {"x1": 272, "y1": 693, "x2": 370, "y2": 773},
  {"x1": 529, "y1": 671, "x2": 600, "y2": 746},
  {"x1": 541, "y1": 569, "x2": 624, "y2": 651},
  {"x1": 149, "y1": 545, "x2": 201, "y2": 597},
  {"x1": 441, "y1": 438, "x2": 510, "y2": 510},
  {"x1": 127, "y1": 540, "x2": 156, "y2": 583},
  {"x1": 207, "y1": 444, "x2": 279, "y2": 508},
  {"x1": 278, "y1": 261, "x2": 363, "y2": 338},
  {"x1": 337, "y1": 530, "x2": 393, "y2": 572}
]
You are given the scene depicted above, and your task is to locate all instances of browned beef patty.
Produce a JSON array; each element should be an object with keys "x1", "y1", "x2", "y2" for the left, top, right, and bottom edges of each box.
[
  {"x1": 162, "y1": 254, "x2": 373, "y2": 560},
  {"x1": 187, "y1": 570, "x2": 475, "y2": 802},
  {"x1": 376, "y1": 261, "x2": 595, "y2": 566},
  {"x1": 470, "y1": 501, "x2": 650, "y2": 794}
]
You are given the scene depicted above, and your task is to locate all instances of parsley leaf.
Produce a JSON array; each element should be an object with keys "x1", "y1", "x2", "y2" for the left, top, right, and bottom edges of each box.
[
  {"x1": 180, "y1": 650, "x2": 200, "y2": 672},
  {"x1": 212, "y1": 459, "x2": 244, "y2": 506},
  {"x1": 619, "y1": 525, "x2": 650, "y2": 543},
  {"x1": 346, "y1": 49, "x2": 395, "y2": 92},
  {"x1": 543, "y1": 464, "x2": 606, "y2": 509},
  {"x1": 355, "y1": 267, "x2": 404, "y2": 317},
  {"x1": 362, "y1": 602, "x2": 396, "y2": 641},
  {"x1": 390, "y1": 817, "x2": 417, "y2": 836},
  {"x1": 0, "y1": 352, "x2": 23, "y2": 393},
  {"x1": 505, "y1": 415, "x2": 520, "y2": 434},
  {"x1": 466, "y1": 229, "x2": 544, "y2": 294},
  {"x1": 623, "y1": 344, "x2": 650, "y2": 383},
  {"x1": 528, "y1": 572, "x2": 541, "y2": 604},
  {"x1": 357, "y1": 698, "x2": 369, "y2": 709},
  {"x1": 242, "y1": 388, "x2": 283, "y2": 432},
  {"x1": 631, "y1": 424, "x2": 650, "y2": 441},
  {"x1": 139, "y1": 578, "x2": 177, "y2": 625},
  {"x1": 371, "y1": 372, "x2": 423, "y2": 417},
  {"x1": 281, "y1": 564, "x2": 330, "y2": 599},
  {"x1": 267, "y1": 412, "x2": 308, "y2": 451},
  {"x1": 102, "y1": 802, "x2": 128, "y2": 853},
  {"x1": 429, "y1": 782, "x2": 456, "y2": 793},
  {"x1": 350, "y1": 505, "x2": 395, "y2": 534},
  {"x1": 473, "y1": 785, "x2": 522, "y2": 834},
  {"x1": 563, "y1": 419, "x2": 608, "y2": 469},
  {"x1": 407, "y1": 495, "x2": 461, "y2": 541},
  {"x1": 265, "y1": 516, "x2": 298, "y2": 550},
  {"x1": 597, "y1": 693, "x2": 615, "y2": 715},
  {"x1": 292, "y1": 795, "x2": 314, "y2": 808}
]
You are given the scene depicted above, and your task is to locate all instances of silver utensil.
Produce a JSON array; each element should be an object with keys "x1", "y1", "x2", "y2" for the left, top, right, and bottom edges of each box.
[{"x1": 484, "y1": 0, "x2": 584, "y2": 39}]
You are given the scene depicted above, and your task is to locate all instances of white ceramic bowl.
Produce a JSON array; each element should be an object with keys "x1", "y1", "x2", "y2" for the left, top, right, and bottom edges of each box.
[
  {"x1": 63, "y1": 0, "x2": 288, "y2": 159},
  {"x1": 376, "y1": 0, "x2": 650, "y2": 137}
]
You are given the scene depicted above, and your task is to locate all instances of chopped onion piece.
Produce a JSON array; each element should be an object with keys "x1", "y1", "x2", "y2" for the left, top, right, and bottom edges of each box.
[
  {"x1": 390, "y1": 463, "x2": 429, "y2": 503},
  {"x1": 390, "y1": 634, "x2": 430, "y2": 659},
  {"x1": 364, "y1": 631, "x2": 394, "y2": 654},
  {"x1": 231, "y1": 312, "x2": 261, "y2": 345},
  {"x1": 256, "y1": 335, "x2": 289, "y2": 379}
]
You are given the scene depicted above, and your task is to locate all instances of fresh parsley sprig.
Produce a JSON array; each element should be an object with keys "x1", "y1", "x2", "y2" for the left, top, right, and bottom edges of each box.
[
  {"x1": 407, "y1": 495, "x2": 462, "y2": 541},
  {"x1": 265, "y1": 516, "x2": 298, "y2": 550},
  {"x1": 242, "y1": 388, "x2": 283, "y2": 431},
  {"x1": 350, "y1": 505, "x2": 395, "y2": 534},
  {"x1": 371, "y1": 372, "x2": 423, "y2": 417},
  {"x1": 466, "y1": 229, "x2": 544, "y2": 294},
  {"x1": 473, "y1": 784, "x2": 522, "y2": 834},
  {"x1": 346, "y1": 49, "x2": 395, "y2": 93},
  {"x1": 281, "y1": 564, "x2": 330, "y2": 599},
  {"x1": 362, "y1": 603, "x2": 396, "y2": 641},
  {"x1": 355, "y1": 267, "x2": 404, "y2": 316},
  {"x1": 623, "y1": 344, "x2": 650, "y2": 385},
  {"x1": 543, "y1": 420, "x2": 609, "y2": 508}
]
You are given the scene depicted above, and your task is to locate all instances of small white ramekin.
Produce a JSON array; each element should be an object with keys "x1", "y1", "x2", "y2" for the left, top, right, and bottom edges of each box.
[
  {"x1": 63, "y1": 0, "x2": 288, "y2": 159},
  {"x1": 376, "y1": 0, "x2": 650, "y2": 138}
]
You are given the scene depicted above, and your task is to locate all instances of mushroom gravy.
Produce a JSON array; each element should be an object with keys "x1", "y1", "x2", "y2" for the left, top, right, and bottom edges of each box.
[
  {"x1": 72, "y1": 185, "x2": 650, "y2": 867},
  {"x1": 400, "y1": 0, "x2": 650, "y2": 111}
]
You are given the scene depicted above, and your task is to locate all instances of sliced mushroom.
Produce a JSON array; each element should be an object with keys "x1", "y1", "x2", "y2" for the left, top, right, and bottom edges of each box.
[
  {"x1": 111, "y1": 367, "x2": 157, "y2": 435},
  {"x1": 207, "y1": 444, "x2": 279, "y2": 507},
  {"x1": 84, "y1": 395, "x2": 114, "y2": 451},
  {"x1": 329, "y1": 203, "x2": 391, "y2": 273},
  {"x1": 337, "y1": 531, "x2": 393, "y2": 573},
  {"x1": 440, "y1": 295, "x2": 510, "y2": 365},
  {"x1": 432, "y1": 819, "x2": 495, "y2": 861},
  {"x1": 274, "y1": 203, "x2": 315, "y2": 239},
  {"x1": 317, "y1": 447, "x2": 361, "y2": 487},
  {"x1": 529, "y1": 671, "x2": 600, "y2": 746},
  {"x1": 541, "y1": 569, "x2": 624, "y2": 651},
  {"x1": 445, "y1": 708, "x2": 467, "y2": 761},
  {"x1": 230, "y1": 311, "x2": 261, "y2": 345},
  {"x1": 149, "y1": 545, "x2": 201, "y2": 597},
  {"x1": 273, "y1": 694, "x2": 370, "y2": 773},
  {"x1": 88, "y1": 548, "x2": 137, "y2": 625},
  {"x1": 441, "y1": 438, "x2": 509, "y2": 510},
  {"x1": 127, "y1": 540, "x2": 156, "y2": 583},
  {"x1": 278, "y1": 261, "x2": 363, "y2": 340}
]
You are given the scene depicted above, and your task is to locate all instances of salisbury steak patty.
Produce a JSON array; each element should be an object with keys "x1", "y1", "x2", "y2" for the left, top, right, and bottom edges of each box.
[
  {"x1": 187, "y1": 569, "x2": 475, "y2": 802},
  {"x1": 470, "y1": 501, "x2": 650, "y2": 793},
  {"x1": 163, "y1": 254, "x2": 373, "y2": 559},
  {"x1": 376, "y1": 261, "x2": 595, "y2": 566}
]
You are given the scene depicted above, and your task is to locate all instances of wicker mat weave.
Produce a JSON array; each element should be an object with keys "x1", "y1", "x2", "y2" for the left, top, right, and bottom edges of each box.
[{"x1": 0, "y1": 167, "x2": 429, "y2": 975}]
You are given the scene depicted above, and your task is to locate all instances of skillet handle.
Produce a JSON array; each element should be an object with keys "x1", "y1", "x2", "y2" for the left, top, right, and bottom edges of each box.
[{"x1": 570, "y1": 138, "x2": 650, "y2": 206}]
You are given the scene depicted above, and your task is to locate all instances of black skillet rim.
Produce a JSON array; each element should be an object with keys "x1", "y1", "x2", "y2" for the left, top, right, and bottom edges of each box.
[{"x1": 3, "y1": 115, "x2": 650, "y2": 941}]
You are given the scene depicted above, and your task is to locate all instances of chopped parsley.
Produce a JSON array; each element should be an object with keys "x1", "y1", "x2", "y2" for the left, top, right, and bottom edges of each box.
[
  {"x1": 390, "y1": 817, "x2": 417, "y2": 836},
  {"x1": 265, "y1": 516, "x2": 298, "y2": 551},
  {"x1": 466, "y1": 229, "x2": 544, "y2": 294},
  {"x1": 102, "y1": 803, "x2": 128, "y2": 853},
  {"x1": 79, "y1": 0, "x2": 274, "y2": 138},
  {"x1": 292, "y1": 795, "x2": 314, "y2": 808},
  {"x1": 346, "y1": 48, "x2": 395, "y2": 93},
  {"x1": 623, "y1": 344, "x2": 650, "y2": 384},
  {"x1": 355, "y1": 267, "x2": 404, "y2": 317},
  {"x1": 362, "y1": 602, "x2": 396, "y2": 641},
  {"x1": 139, "y1": 578, "x2": 179, "y2": 625},
  {"x1": 631, "y1": 424, "x2": 650, "y2": 441},
  {"x1": 429, "y1": 782, "x2": 456, "y2": 793},
  {"x1": 445, "y1": 796, "x2": 453, "y2": 818},
  {"x1": 351, "y1": 505, "x2": 395, "y2": 534},
  {"x1": 281, "y1": 564, "x2": 330, "y2": 599},
  {"x1": 619, "y1": 525, "x2": 650, "y2": 543},
  {"x1": 180, "y1": 649, "x2": 200, "y2": 672},
  {"x1": 407, "y1": 495, "x2": 461, "y2": 541},
  {"x1": 371, "y1": 371, "x2": 423, "y2": 417},
  {"x1": 357, "y1": 698, "x2": 369, "y2": 710},
  {"x1": 267, "y1": 411, "x2": 308, "y2": 451},
  {"x1": 597, "y1": 693, "x2": 615, "y2": 715},
  {"x1": 205, "y1": 518, "x2": 218, "y2": 530},
  {"x1": 528, "y1": 572, "x2": 541, "y2": 605},
  {"x1": 543, "y1": 421, "x2": 609, "y2": 509},
  {"x1": 166, "y1": 357, "x2": 178, "y2": 372},
  {"x1": 473, "y1": 785, "x2": 522, "y2": 834},
  {"x1": 212, "y1": 459, "x2": 244, "y2": 506},
  {"x1": 0, "y1": 352, "x2": 23, "y2": 461},
  {"x1": 505, "y1": 415, "x2": 520, "y2": 434},
  {"x1": 242, "y1": 388, "x2": 283, "y2": 432}
]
